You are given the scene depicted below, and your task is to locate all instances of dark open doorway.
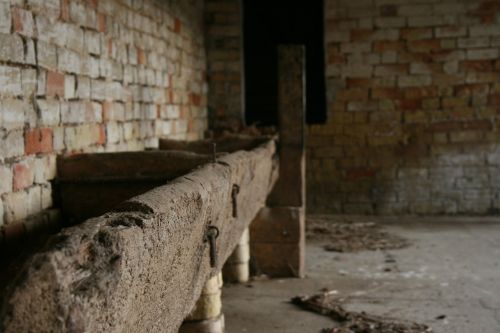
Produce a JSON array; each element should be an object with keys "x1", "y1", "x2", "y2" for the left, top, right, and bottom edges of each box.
[{"x1": 243, "y1": 0, "x2": 327, "y2": 126}]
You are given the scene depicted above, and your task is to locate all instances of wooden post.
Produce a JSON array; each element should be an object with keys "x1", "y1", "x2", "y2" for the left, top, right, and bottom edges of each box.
[
  {"x1": 180, "y1": 274, "x2": 225, "y2": 333},
  {"x1": 223, "y1": 228, "x2": 250, "y2": 283},
  {"x1": 250, "y1": 45, "x2": 306, "y2": 278}
]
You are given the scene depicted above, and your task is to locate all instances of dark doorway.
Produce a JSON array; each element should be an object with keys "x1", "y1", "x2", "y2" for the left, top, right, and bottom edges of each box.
[{"x1": 243, "y1": 0, "x2": 327, "y2": 126}]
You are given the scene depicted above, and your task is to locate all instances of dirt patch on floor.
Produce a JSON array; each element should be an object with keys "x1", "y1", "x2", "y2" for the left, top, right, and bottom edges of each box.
[
  {"x1": 292, "y1": 292, "x2": 432, "y2": 333},
  {"x1": 307, "y1": 215, "x2": 410, "y2": 252}
]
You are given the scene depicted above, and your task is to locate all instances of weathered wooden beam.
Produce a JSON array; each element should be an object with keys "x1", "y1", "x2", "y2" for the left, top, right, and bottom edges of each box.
[{"x1": 1, "y1": 140, "x2": 278, "y2": 333}]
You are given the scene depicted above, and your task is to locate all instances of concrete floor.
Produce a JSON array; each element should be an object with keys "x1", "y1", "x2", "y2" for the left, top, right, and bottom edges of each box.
[{"x1": 223, "y1": 216, "x2": 500, "y2": 333}]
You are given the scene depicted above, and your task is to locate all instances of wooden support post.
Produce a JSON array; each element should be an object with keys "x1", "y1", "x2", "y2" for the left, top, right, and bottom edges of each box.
[
  {"x1": 180, "y1": 274, "x2": 225, "y2": 333},
  {"x1": 223, "y1": 228, "x2": 250, "y2": 283},
  {"x1": 250, "y1": 45, "x2": 306, "y2": 278}
]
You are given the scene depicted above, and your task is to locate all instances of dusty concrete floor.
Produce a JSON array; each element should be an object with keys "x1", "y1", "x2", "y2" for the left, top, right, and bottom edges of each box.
[{"x1": 223, "y1": 216, "x2": 500, "y2": 333}]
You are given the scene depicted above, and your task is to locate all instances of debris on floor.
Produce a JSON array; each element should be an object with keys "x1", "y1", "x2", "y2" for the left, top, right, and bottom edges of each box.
[
  {"x1": 291, "y1": 292, "x2": 432, "y2": 333},
  {"x1": 307, "y1": 215, "x2": 410, "y2": 252}
]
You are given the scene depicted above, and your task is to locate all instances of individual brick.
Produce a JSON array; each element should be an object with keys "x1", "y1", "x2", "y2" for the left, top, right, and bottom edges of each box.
[
  {"x1": 374, "y1": 17, "x2": 405, "y2": 28},
  {"x1": 52, "y1": 126, "x2": 64, "y2": 151},
  {"x1": 0, "y1": 130, "x2": 24, "y2": 158},
  {"x1": 0, "y1": 164, "x2": 13, "y2": 195},
  {"x1": 1, "y1": 99, "x2": 25, "y2": 130},
  {"x1": 26, "y1": 185, "x2": 42, "y2": 216},
  {"x1": 327, "y1": 30, "x2": 349, "y2": 42},
  {"x1": 137, "y1": 47, "x2": 147, "y2": 65},
  {"x1": 65, "y1": 75, "x2": 76, "y2": 99},
  {"x1": 443, "y1": 61, "x2": 459, "y2": 74},
  {"x1": 46, "y1": 71, "x2": 65, "y2": 98},
  {"x1": 33, "y1": 154, "x2": 56, "y2": 183},
  {"x1": 63, "y1": 24, "x2": 85, "y2": 53},
  {"x1": 442, "y1": 97, "x2": 469, "y2": 109},
  {"x1": 340, "y1": 42, "x2": 371, "y2": 53},
  {"x1": 373, "y1": 41, "x2": 404, "y2": 52},
  {"x1": 0, "y1": 3, "x2": 11, "y2": 34},
  {"x1": 36, "y1": 99, "x2": 60, "y2": 126},
  {"x1": 408, "y1": 16, "x2": 442, "y2": 28},
  {"x1": 436, "y1": 26, "x2": 467, "y2": 38},
  {"x1": 57, "y1": 48, "x2": 81, "y2": 74},
  {"x1": 98, "y1": 13, "x2": 106, "y2": 33},
  {"x1": 399, "y1": 4, "x2": 432, "y2": 16},
  {"x1": 69, "y1": 1, "x2": 96, "y2": 29},
  {"x1": 408, "y1": 39, "x2": 441, "y2": 52},
  {"x1": 0, "y1": 33, "x2": 24, "y2": 63},
  {"x1": 347, "y1": 100, "x2": 378, "y2": 112},
  {"x1": 37, "y1": 40, "x2": 58, "y2": 70},
  {"x1": 21, "y1": 68, "x2": 37, "y2": 97},
  {"x1": 466, "y1": 49, "x2": 499, "y2": 60},
  {"x1": 470, "y1": 24, "x2": 500, "y2": 37},
  {"x1": 36, "y1": 69, "x2": 46, "y2": 96},
  {"x1": 0, "y1": 65, "x2": 22, "y2": 96},
  {"x1": 102, "y1": 101, "x2": 126, "y2": 121},
  {"x1": 400, "y1": 28, "x2": 433, "y2": 41},
  {"x1": 25, "y1": 128, "x2": 53, "y2": 154},
  {"x1": 432, "y1": 50, "x2": 466, "y2": 62},
  {"x1": 410, "y1": 62, "x2": 440, "y2": 75},
  {"x1": 27, "y1": 0, "x2": 60, "y2": 18},
  {"x1": 106, "y1": 122, "x2": 121, "y2": 143},
  {"x1": 449, "y1": 130, "x2": 483, "y2": 143},
  {"x1": 60, "y1": 0, "x2": 70, "y2": 21},
  {"x1": 75, "y1": 76, "x2": 91, "y2": 99},
  {"x1": 398, "y1": 75, "x2": 432, "y2": 87},
  {"x1": 41, "y1": 183, "x2": 52, "y2": 209},
  {"x1": 23, "y1": 38, "x2": 36, "y2": 65},
  {"x1": 13, "y1": 160, "x2": 35, "y2": 191},
  {"x1": 340, "y1": 64, "x2": 373, "y2": 78},
  {"x1": 372, "y1": 87, "x2": 403, "y2": 99},
  {"x1": 458, "y1": 37, "x2": 489, "y2": 49},
  {"x1": 85, "y1": 30, "x2": 101, "y2": 55},
  {"x1": 155, "y1": 120, "x2": 173, "y2": 136},
  {"x1": 434, "y1": 3, "x2": 464, "y2": 15},
  {"x1": 12, "y1": 7, "x2": 35, "y2": 37},
  {"x1": 3, "y1": 190, "x2": 30, "y2": 224},
  {"x1": 374, "y1": 64, "x2": 407, "y2": 76}
]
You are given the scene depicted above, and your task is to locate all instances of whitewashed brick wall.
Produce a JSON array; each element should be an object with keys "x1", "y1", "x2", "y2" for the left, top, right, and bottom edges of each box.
[{"x1": 0, "y1": 0, "x2": 208, "y2": 228}]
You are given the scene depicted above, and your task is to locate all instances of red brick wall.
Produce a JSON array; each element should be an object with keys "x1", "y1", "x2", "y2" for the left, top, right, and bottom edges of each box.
[
  {"x1": 0, "y1": 0, "x2": 207, "y2": 228},
  {"x1": 308, "y1": 0, "x2": 500, "y2": 214}
]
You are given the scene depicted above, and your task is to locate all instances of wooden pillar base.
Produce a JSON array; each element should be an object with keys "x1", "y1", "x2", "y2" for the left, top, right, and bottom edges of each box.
[
  {"x1": 179, "y1": 315, "x2": 225, "y2": 333},
  {"x1": 223, "y1": 229, "x2": 250, "y2": 283},
  {"x1": 250, "y1": 207, "x2": 305, "y2": 278},
  {"x1": 249, "y1": 45, "x2": 306, "y2": 279},
  {"x1": 180, "y1": 274, "x2": 224, "y2": 333}
]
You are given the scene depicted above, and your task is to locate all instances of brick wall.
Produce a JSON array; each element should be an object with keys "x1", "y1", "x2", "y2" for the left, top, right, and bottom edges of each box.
[
  {"x1": 205, "y1": 0, "x2": 244, "y2": 130},
  {"x1": 0, "y1": 0, "x2": 207, "y2": 229},
  {"x1": 308, "y1": 0, "x2": 500, "y2": 214}
]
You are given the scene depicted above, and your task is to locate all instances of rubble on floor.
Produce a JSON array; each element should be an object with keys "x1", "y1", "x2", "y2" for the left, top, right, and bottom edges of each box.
[
  {"x1": 291, "y1": 292, "x2": 432, "y2": 333},
  {"x1": 307, "y1": 216, "x2": 410, "y2": 252}
]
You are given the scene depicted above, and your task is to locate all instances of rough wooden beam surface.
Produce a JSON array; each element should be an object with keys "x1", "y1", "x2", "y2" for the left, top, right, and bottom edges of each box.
[{"x1": 1, "y1": 140, "x2": 278, "y2": 333}]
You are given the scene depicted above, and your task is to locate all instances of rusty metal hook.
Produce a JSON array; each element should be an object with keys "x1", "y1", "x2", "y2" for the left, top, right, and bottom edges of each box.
[
  {"x1": 231, "y1": 184, "x2": 240, "y2": 218},
  {"x1": 212, "y1": 142, "x2": 217, "y2": 163},
  {"x1": 204, "y1": 226, "x2": 220, "y2": 268}
]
